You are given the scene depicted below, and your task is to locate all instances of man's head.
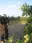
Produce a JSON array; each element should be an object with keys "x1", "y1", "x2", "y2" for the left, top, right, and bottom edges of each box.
[{"x1": 0, "y1": 17, "x2": 9, "y2": 24}]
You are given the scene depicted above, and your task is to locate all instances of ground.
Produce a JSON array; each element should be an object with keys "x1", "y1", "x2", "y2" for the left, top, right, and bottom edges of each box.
[{"x1": 8, "y1": 22, "x2": 25, "y2": 40}]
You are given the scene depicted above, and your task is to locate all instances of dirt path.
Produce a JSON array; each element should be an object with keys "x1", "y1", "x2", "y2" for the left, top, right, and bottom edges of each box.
[{"x1": 8, "y1": 23, "x2": 25, "y2": 40}]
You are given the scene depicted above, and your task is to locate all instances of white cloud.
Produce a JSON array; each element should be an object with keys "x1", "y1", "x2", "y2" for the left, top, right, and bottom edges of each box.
[
  {"x1": 11, "y1": 5, "x2": 16, "y2": 7},
  {"x1": 17, "y1": 2, "x2": 20, "y2": 4},
  {"x1": 8, "y1": 4, "x2": 16, "y2": 8}
]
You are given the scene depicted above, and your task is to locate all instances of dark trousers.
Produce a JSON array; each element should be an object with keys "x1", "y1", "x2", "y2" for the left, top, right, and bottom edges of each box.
[
  {"x1": 1, "y1": 34, "x2": 4, "y2": 41},
  {"x1": 5, "y1": 30, "x2": 8, "y2": 40},
  {"x1": 1, "y1": 29, "x2": 8, "y2": 41}
]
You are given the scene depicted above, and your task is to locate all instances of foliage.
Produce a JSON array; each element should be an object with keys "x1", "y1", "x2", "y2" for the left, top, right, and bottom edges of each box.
[
  {"x1": 16, "y1": 39, "x2": 23, "y2": 43},
  {"x1": 7, "y1": 35, "x2": 15, "y2": 43},
  {"x1": 20, "y1": 3, "x2": 32, "y2": 16},
  {"x1": 20, "y1": 3, "x2": 30, "y2": 16},
  {"x1": 23, "y1": 34, "x2": 29, "y2": 43},
  {"x1": 7, "y1": 36, "x2": 13, "y2": 43}
]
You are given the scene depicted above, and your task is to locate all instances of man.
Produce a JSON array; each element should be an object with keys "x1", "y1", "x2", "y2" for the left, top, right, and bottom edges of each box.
[
  {"x1": 0, "y1": 17, "x2": 9, "y2": 41},
  {"x1": 0, "y1": 24, "x2": 5, "y2": 43}
]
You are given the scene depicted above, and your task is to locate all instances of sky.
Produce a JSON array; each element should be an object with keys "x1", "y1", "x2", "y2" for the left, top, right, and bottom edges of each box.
[{"x1": 0, "y1": 0, "x2": 32, "y2": 17}]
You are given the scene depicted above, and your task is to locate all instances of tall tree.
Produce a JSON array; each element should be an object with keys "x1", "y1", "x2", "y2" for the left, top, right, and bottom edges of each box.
[{"x1": 20, "y1": 3, "x2": 30, "y2": 16}]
